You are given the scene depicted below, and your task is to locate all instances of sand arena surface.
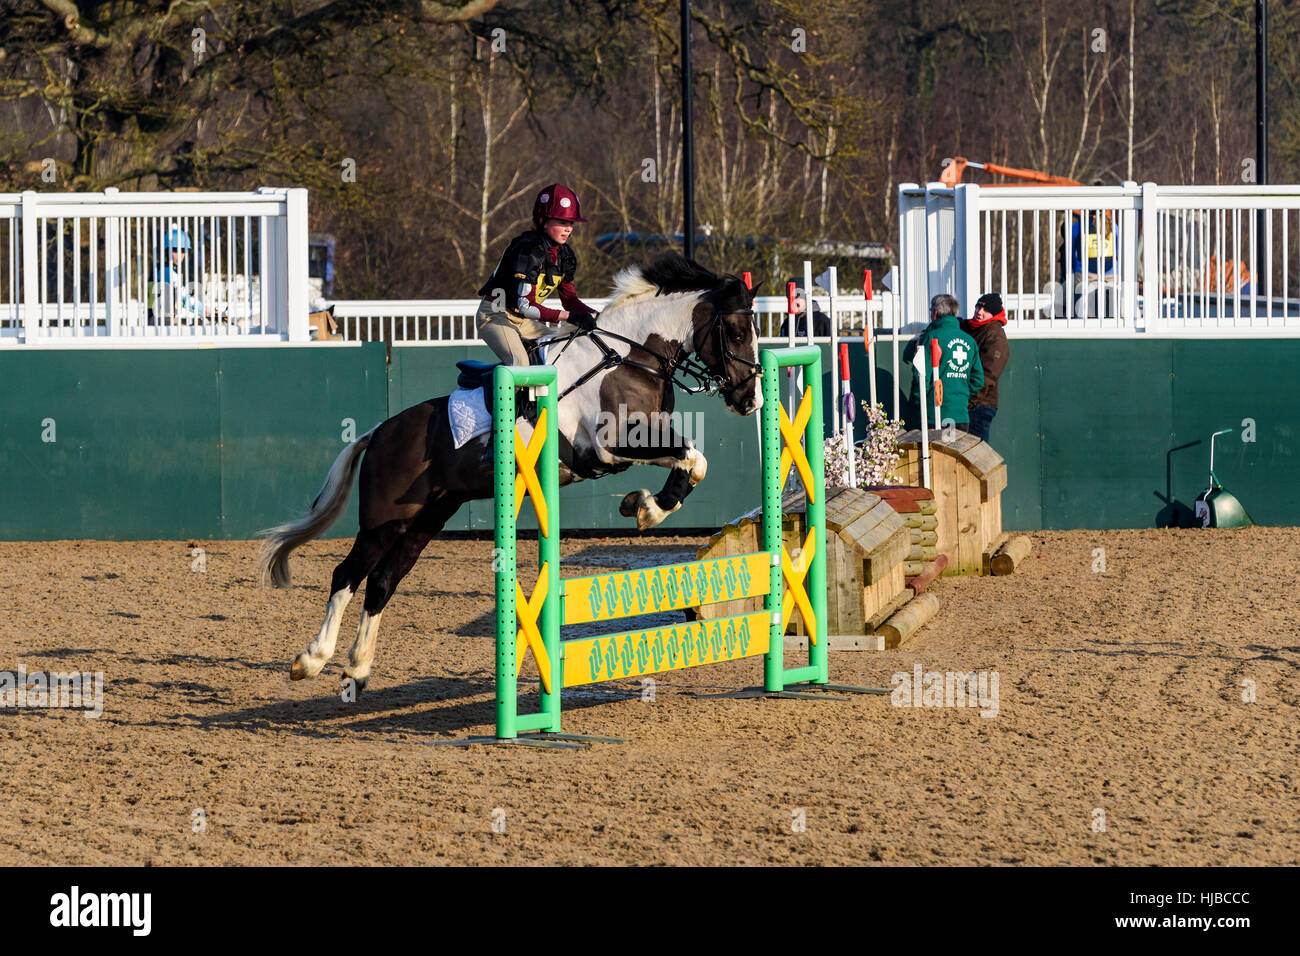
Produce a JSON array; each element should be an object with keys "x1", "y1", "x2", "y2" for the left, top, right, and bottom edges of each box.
[{"x1": 1, "y1": 528, "x2": 1297, "y2": 866}]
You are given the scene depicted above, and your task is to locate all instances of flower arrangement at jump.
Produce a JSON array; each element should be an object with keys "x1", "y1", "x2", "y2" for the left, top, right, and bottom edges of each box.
[{"x1": 824, "y1": 401, "x2": 904, "y2": 489}]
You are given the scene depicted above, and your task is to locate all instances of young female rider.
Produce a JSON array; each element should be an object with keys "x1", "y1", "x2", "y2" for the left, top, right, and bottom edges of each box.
[{"x1": 477, "y1": 183, "x2": 599, "y2": 365}]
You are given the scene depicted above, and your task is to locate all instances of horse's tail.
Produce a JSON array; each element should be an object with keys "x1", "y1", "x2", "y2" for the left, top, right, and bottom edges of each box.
[{"x1": 255, "y1": 425, "x2": 378, "y2": 588}]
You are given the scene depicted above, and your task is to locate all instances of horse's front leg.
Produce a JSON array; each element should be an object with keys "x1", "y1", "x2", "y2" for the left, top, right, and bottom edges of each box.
[{"x1": 608, "y1": 424, "x2": 708, "y2": 531}]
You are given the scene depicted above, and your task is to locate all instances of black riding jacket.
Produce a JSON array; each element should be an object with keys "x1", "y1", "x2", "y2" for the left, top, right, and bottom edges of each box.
[{"x1": 478, "y1": 230, "x2": 595, "y2": 323}]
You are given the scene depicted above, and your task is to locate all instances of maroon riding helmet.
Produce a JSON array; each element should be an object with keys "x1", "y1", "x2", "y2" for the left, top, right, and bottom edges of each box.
[{"x1": 532, "y1": 184, "x2": 588, "y2": 228}]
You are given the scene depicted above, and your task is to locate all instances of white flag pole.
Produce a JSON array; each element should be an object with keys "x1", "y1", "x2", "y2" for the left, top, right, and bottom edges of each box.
[
  {"x1": 828, "y1": 266, "x2": 839, "y2": 436},
  {"x1": 913, "y1": 348, "x2": 931, "y2": 489},
  {"x1": 864, "y1": 269, "x2": 878, "y2": 411},
  {"x1": 785, "y1": 280, "x2": 797, "y2": 420},
  {"x1": 743, "y1": 271, "x2": 762, "y2": 458}
]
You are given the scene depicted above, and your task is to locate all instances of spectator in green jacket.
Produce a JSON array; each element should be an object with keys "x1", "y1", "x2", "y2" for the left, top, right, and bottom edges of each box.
[{"x1": 905, "y1": 293, "x2": 984, "y2": 431}]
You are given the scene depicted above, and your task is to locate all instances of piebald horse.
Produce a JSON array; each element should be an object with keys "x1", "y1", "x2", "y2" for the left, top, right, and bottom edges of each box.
[{"x1": 257, "y1": 254, "x2": 763, "y2": 693}]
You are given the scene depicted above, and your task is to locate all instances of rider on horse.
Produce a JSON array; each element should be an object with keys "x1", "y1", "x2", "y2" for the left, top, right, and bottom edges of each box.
[{"x1": 477, "y1": 184, "x2": 600, "y2": 366}]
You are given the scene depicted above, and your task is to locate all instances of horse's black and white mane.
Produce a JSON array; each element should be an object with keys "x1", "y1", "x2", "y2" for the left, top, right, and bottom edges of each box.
[{"x1": 609, "y1": 253, "x2": 727, "y2": 301}]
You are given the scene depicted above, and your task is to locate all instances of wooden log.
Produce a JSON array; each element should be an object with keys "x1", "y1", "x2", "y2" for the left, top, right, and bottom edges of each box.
[
  {"x1": 876, "y1": 593, "x2": 941, "y2": 649},
  {"x1": 908, "y1": 544, "x2": 939, "y2": 561},
  {"x1": 981, "y1": 531, "x2": 1013, "y2": 575},
  {"x1": 903, "y1": 514, "x2": 939, "y2": 531},
  {"x1": 903, "y1": 559, "x2": 925, "y2": 577},
  {"x1": 887, "y1": 497, "x2": 937, "y2": 516},
  {"x1": 990, "y1": 534, "x2": 1033, "y2": 576},
  {"x1": 909, "y1": 529, "x2": 938, "y2": 546},
  {"x1": 905, "y1": 553, "x2": 949, "y2": 595},
  {"x1": 866, "y1": 586, "x2": 915, "y2": 632}
]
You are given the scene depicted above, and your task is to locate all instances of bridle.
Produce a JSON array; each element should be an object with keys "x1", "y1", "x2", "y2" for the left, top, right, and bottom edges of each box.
[
  {"x1": 549, "y1": 298, "x2": 763, "y2": 401},
  {"x1": 687, "y1": 305, "x2": 763, "y2": 395}
]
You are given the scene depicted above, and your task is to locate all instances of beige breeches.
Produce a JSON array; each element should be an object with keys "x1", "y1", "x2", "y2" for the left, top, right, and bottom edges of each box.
[{"x1": 476, "y1": 300, "x2": 575, "y2": 365}]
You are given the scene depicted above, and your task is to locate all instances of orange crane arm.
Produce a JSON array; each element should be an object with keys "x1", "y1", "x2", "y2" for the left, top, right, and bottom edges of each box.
[{"x1": 940, "y1": 157, "x2": 1082, "y2": 187}]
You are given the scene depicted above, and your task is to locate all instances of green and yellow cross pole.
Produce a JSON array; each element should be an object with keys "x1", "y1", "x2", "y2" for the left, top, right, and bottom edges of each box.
[
  {"x1": 761, "y1": 346, "x2": 828, "y2": 691},
  {"x1": 493, "y1": 364, "x2": 561, "y2": 740}
]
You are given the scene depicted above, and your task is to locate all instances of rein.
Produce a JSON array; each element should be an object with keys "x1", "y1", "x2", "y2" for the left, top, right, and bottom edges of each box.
[{"x1": 543, "y1": 304, "x2": 761, "y2": 402}]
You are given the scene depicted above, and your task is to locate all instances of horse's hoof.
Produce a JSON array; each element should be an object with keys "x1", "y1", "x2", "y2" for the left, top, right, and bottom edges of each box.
[
  {"x1": 289, "y1": 656, "x2": 309, "y2": 681},
  {"x1": 636, "y1": 505, "x2": 660, "y2": 531},
  {"x1": 636, "y1": 496, "x2": 680, "y2": 531},
  {"x1": 342, "y1": 674, "x2": 368, "y2": 699},
  {"x1": 619, "y1": 490, "x2": 645, "y2": 518}
]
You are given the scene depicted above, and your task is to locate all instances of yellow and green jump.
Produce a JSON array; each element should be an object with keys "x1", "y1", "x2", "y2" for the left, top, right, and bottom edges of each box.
[{"x1": 492, "y1": 347, "x2": 839, "y2": 742}]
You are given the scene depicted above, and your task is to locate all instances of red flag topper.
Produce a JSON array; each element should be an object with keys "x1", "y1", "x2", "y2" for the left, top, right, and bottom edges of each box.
[
  {"x1": 839, "y1": 342, "x2": 855, "y2": 424},
  {"x1": 930, "y1": 338, "x2": 941, "y2": 368},
  {"x1": 742, "y1": 271, "x2": 752, "y2": 289},
  {"x1": 863, "y1": 270, "x2": 874, "y2": 350},
  {"x1": 786, "y1": 280, "x2": 797, "y2": 314}
]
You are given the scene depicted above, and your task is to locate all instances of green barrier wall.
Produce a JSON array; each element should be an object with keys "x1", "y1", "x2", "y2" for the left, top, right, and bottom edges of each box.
[
  {"x1": 850, "y1": 337, "x2": 1299, "y2": 529},
  {"x1": 1, "y1": 339, "x2": 1295, "y2": 539},
  {"x1": 0, "y1": 344, "x2": 388, "y2": 539}
]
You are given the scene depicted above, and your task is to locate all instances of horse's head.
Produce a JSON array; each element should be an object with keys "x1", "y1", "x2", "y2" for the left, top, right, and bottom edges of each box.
[
  {"x1": 692, "y1": 274, "x2": 763, "y2": 416},
  {"x1": 607, "y1": 254, "x2": 763, "y2": 416}
]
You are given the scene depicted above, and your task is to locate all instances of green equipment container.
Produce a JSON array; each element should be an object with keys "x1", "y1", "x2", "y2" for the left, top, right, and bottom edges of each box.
[{"x1": 1193, "y1": 428, "x2": 1253, "y2": 528}]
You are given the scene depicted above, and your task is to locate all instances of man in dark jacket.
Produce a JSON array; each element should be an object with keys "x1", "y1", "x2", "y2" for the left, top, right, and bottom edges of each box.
[
  {"x1": 960, "y1": 293, "x2": 1010, "y2": 443},
  {"x1": 778, "y1": 282, "x2": 832, "y2": 338}
]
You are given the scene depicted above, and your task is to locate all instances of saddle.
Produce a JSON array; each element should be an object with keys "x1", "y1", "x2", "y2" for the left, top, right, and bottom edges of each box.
[
  {"x1": 455, "y1": 339, "x2": 552, "y2": 390},
  {"x1": 454, "y1": 360, "x2": 500, "y2": 390}
]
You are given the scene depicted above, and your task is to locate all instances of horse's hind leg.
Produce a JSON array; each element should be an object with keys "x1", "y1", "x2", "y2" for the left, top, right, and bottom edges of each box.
[
  {"x1": 289, "y1": 525, "x2": 398, "y2": 681},
  {"x1": 342, "y1": 496, "x2": 463, "y2": 693},
  {"x1": 340, "y1": 529, "x2": 435, "y2": 694}
]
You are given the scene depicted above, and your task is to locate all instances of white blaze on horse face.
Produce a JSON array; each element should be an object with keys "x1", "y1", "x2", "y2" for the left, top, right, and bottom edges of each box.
[
  {"x1": 741, "y1": 325, "x2": 763, "y2": 412},
  {"x1": 344, "y1": 610, "x2": 384, "y2": 682},
  {"x1": 292, "y1": 586, "x2": 355, "y2": 679},
  {"x1": 743, "y1": 371, "x2": 764, "y2": 414}
]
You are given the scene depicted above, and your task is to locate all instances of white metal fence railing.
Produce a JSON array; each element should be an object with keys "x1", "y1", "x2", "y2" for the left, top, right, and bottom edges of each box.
[
  {"x1": 331, "y1": 292, "x2": 915, "y2": 426},
  {"x1": 13, "y1": 183, "x2": 1300, "y2": 347},
  {"x1": 0, "y1": 188, "x2": 308, "y2": 344},
  {"x1": 898, "y1": 182, "x2": 1300, "y2": 336},
  {"x1": 331, "y1": 293, "x2": 912, "y2": 345},
  {"x1": 333, "y1": 300, "x2": 483, "y2": 344}
]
